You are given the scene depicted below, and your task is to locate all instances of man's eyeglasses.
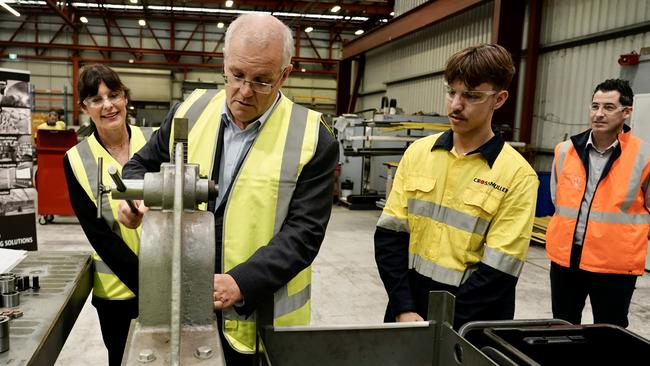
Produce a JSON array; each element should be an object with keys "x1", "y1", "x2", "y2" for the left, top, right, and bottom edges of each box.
[
  {"x1": 223, "y1": 68, "x2": 286, "y2": 94},
  {"x1": 590, "y1": 103, "x2": 628, "y2": 114},
  {"x1": 83, "y1": 90, "x2": 125, "y2": 108},
  {"x1": 444, "y1": 84, "x2": 498, "y2": 105}
]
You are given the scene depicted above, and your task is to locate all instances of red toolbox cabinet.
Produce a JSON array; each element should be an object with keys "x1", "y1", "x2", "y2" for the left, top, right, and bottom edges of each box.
[{"x1": 36, "y1": 129, "x2": 77, "y2": 224}]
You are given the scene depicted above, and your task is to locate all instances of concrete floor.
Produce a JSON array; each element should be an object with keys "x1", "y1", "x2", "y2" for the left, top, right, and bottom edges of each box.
[{"x1": 31, "y1": 206, "x2": 650, "y2": 365}]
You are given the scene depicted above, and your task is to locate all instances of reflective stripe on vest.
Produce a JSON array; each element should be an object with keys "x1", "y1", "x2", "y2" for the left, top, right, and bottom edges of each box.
[
  {"x1": 482, "y1": 246, "x2": 524, "y2": 277},
  {"x1": 410, "y1": 239, "x2": 523, "y2": 287},
  {"x1": 410, "y1": 253, "x2": 476, "y2": 286},
  {"x1": 407, "y1": 196, "x2": 524, "y2": 281},
  {"x1": 547, "y1": 131, "x2": 650, "y2": 274},
  {"x1": 94, "y1": 259, "x2": 113, "y2": 275},
  {"x1": 555, "y1": 205, "x2": 650, "y2": 225},
  {"x1": 66, "y1": 126, "x2": 151, "y2": 299},
  {"x1": 621, "y1": 141, "x2": 650, "y2": 211},
  {"x1": 408, "y1": 198, "x2": 490, "y2": 237},
  {"x1": 170, "y1": 89, "x2": 222, "y2": 185},
  {"x1": 172, "y1": 89, "x2": 320, "y2": 353},
  {"x1": 555, "y1": 140, "x2": 572, "y2": 175}
]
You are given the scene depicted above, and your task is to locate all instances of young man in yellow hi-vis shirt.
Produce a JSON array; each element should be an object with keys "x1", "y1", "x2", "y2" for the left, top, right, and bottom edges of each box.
[{"x1": 375, "y1": 44, "x2": 538, "y2": 330}]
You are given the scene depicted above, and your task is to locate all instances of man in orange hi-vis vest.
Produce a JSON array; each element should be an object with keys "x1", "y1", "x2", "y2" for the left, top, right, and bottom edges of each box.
[{"x1": 547, "y1": 79, "x2": 650, "y2": 328}]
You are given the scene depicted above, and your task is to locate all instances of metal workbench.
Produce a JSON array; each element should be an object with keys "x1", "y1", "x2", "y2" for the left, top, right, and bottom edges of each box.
[{"x1": 0, "y1": 251, "x2": 92, "y2": 365}]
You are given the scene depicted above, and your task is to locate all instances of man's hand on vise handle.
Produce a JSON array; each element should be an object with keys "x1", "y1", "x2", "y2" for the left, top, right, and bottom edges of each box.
[{"x1": 118, "y1": 200, "x2": 148, "y2": 229}]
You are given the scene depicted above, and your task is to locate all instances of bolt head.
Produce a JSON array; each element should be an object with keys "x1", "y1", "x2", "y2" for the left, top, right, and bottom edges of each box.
[
  {"x1": 138, "y1": 349, "x2": 156, "y2": 363},
  {"x1": 194, "y1": 345, "x2": 213, "y2": 359}
]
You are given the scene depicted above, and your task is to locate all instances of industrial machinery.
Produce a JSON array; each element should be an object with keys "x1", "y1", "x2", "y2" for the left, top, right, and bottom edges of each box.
[
  {"x1": 334, "y1": 113, "x2": 448, "y2": 209},
  {"x1": 104, "y1": 118, "x2": 223, "y2": 365}
]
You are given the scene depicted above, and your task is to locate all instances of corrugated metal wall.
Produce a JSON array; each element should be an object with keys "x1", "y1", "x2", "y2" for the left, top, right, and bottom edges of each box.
[
  {"x1": 394, "y1": 0, "x2": 429, "y2": 17},
  {"x1": 540, "y1": 0, "x2": 649, "y2": 44},
  {"x1": 358, "y1": 2, "x2": 493, "y2": 114},
  {"x1": 532, "y1": 0, "x2": 650, "y2": 151},
  {"x1": 358, "y1": 0, "x2": 649, "y2": 165}
]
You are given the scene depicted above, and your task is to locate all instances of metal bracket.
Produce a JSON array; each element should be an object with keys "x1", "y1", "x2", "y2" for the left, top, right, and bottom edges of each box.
[{"x1": 117, "y1": 133, "x2": 222, "y2": 365}]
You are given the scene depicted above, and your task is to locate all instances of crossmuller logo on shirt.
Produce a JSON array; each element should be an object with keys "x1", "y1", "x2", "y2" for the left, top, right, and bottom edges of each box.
[{"x1": 473, "y1": 178, "x2": 509, "y2": 193}]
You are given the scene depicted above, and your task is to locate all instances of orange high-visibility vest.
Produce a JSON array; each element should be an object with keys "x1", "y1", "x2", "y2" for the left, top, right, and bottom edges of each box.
[{"x1": 546, "y1": 129, "x2": 650, "y2": 275}]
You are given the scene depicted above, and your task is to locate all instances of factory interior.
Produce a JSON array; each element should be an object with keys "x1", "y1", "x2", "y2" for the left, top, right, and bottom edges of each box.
[{"x1": 1, "y1": 0, "x2": 650, "y2": 365}]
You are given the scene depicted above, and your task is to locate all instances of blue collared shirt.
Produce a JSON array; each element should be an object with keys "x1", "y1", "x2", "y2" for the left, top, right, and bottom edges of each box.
[{"x1": 215, "y1": 92, "x2": 282, "y2": 207}]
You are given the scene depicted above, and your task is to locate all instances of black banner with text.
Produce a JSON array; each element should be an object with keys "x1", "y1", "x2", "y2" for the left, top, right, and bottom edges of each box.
[{"x1": 0, "y1": 67, "x2": 37, "y2": 251}]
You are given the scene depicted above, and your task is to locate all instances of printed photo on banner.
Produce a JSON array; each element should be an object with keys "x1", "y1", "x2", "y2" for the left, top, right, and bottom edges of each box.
[
  {"x1": 0, "y1": 188, "x2": 35, "y2": 216},
  {"x1": 0, "y1": 108, "x2": 31, "y2": 135},
  {"x1": 0, "y1": 80, "x2": 30, "y2": 108}
]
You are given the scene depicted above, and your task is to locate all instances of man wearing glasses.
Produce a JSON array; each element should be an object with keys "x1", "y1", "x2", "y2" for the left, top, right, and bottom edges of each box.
[
  {"x1": 546, "y1": 79, "x2": 646, "y2": 328},
  {"x1": 374, "y1": 44, "x2": 538, "y2": 329},
  {"x1": 119, "y1": 13, "x2": 338, "y2": 364}
]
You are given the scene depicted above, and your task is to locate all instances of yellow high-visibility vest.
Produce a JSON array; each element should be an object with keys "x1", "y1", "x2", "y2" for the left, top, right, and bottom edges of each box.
[
  {"x1": 66, "y1": 126, "x2": 154, "y2": 299},
  {"x1": 171, "y1": 89, "x2": 320, "y2": 353}
]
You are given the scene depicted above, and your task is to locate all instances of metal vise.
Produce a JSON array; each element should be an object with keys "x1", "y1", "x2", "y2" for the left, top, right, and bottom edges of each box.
[{"x1": 110, "y1": 120, "x2": 222, "y2": 365}]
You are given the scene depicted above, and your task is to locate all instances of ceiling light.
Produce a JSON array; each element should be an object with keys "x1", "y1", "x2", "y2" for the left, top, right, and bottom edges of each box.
[
  {"x1": 301, "y1": 68, "x2": 306, "y2": 72},
  {"x1": 304, "y1": 26, "x2": 313, "y2": 33},
  {"x1": 330, "y1": 5, "x2": 341, "y2": 13},
  {"x1": 9, "y1": 53, "x2": 18, "y2": 60},
  {"x1": 141, "y1": 5, "x2": 369, "y2": 22},
  {"x1": 80, "y1": 16, "x2": 88, "y2": 23},
  {"x1": 129, "y1": 0, "x2": 138, "y2": 3},
  {"x1": 217, "y1": 22, "x2": 224, "y2": 29},
  {"x1": 138, "y1": 19, "x2": 146, "y2": 26},
  {"x1": 0, "y1": 2, "x2": 21, "y2": 17},
  {"x1": 225, "y1": 0, "x2": 233, "y2": 7},
  {"x1": 354, "y1": 29, "x2": 364, "y2": 36},
  {"x1": 390, "y1": 11, "x2": 395, "y2": 16},
  {"x1": 129, "y1": 59, "x2": 134, "y2": 63}
]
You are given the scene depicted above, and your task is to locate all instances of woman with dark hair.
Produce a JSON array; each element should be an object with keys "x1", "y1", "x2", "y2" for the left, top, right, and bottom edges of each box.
[{"x1": 63, "y1": 64, "x2": 154, "y2": 365}]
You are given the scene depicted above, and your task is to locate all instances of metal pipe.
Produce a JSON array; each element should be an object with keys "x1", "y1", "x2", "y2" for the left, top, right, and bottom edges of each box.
[
  {"x1": 110, "y1": 180, "x2": 145, "y2": 200},
  {"x1": 107, "y1": 165, "x2": 138, "y2": 213},
  {"x1": 170, "y1": 142, "x2": 184, "y2": 366}
]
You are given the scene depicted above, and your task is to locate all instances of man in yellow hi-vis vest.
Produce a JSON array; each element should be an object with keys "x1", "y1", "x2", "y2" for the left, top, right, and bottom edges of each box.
[
  {"x1": 374, "y1": 44, "x2": 538, "y2": 330},
  {"x1": 38, "y1": 109, "x2": 66, "y2": 131},
  {"x1": 118, "y1": 13, "x2": 338, "y2": 365}
]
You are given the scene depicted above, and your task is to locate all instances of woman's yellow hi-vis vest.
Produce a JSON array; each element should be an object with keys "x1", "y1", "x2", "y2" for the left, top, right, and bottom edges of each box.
[
  {"x1": 171, "y1": 89, "x2": 320, "y2": 353},
  {"x1": 66, "y1": 126, "x2": 154, "y2": 299}
]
